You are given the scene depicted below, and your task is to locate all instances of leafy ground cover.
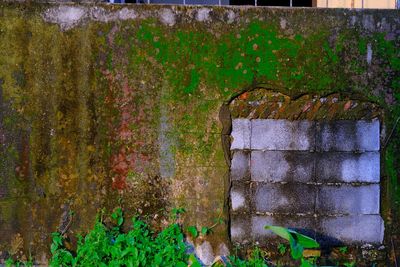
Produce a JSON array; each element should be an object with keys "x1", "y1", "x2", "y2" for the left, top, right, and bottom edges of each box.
[{"x1": 5, "y1": 208, "x2": 357, "y2": 267}]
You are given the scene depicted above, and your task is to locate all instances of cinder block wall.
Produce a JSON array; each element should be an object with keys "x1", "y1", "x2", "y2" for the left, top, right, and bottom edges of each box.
[{"x1": 230, "y1": 119, "x2": 383, "y2": 245}]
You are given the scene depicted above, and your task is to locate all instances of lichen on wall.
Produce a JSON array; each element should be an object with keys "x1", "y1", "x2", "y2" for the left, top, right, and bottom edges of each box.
[{"x1": 0, "y1": 1, "x2": 399, "y2": 262}]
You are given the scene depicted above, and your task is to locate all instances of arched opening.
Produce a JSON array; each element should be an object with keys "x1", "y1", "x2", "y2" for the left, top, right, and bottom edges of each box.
[{"x1": 222, "y1": 87, "x2": 384, "y2": 248}]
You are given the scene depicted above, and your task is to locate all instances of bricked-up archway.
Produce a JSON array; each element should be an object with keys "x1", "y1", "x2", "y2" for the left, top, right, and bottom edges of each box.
[{"x1": 224, "y1": 88, "x2": 384, "y2": 247}]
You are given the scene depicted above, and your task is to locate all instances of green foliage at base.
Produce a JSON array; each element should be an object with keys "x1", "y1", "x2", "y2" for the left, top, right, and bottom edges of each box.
[
  {"x1": 49, "y1": 208, "x2": 190, "y2": 267},
  {"x1": 264, "y1": 225, "x2": 319, "y2": 267},
  {"x1": 5, "y1": 209, "x2": 360, "y2": 267},
  {"x1": 4, "y1": 258, "x2": 33, "y2": 267},
  {"x1": 228, "y1": 248, "x2": 268, "y2": 267}
]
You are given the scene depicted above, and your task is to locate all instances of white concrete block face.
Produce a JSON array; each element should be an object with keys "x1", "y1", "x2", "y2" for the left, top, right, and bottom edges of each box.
[
  {"x1": 230, "y1": 183, "x2": 249, "y2": 212},
  {"x1": 230, "y1": 216, "x2": 251, "y2": 244},
  {"x1": 195, "y1": 241, "x2": 215, "y2": 266},
  {"x1": 231, "y1": 119, "x2": 251, "y2": 150},
  {"x1": 318, "y1": 215, "x2": 384, "y2": 244},
  {"x1": 316, "y1": 152, "x2": 380, "y2": 183},
  {"x1": 251, "y1": 151, "x2": 314, "y2": 183},
  {"x1": 231, "y1": 151, "x2": 250, "y2": 181},
  {"x1": 231, "y1": 191, "x2": 246, "y2": 211},
  {"x1": 317, "y1": 120, "x2": 380, "y2": 152},
  {"x1": 251, "y1": 119, "x2": 315, "y2": 151},
  {"x1": 253, "y1": 183, "x2": 315, "y2": 214},
  {"x1": 230, "y1": 225, "x2": 245, "y2": 243},
  {"x1": 316, "y1": 185, "x2": 380, "y2": 215}
]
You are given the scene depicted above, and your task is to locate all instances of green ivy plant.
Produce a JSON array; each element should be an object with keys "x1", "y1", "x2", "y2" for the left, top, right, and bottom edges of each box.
[
  {"x1": 264, "y1": 225, "x2": 320, "y2": 267},
  {"x1": 227, "y1": 247, "x2": 268, "y2": 267},
  {"x1": 5, "y1": 209, "x2": 364, "y2": 267},
  {"x1": 187, "y1": 217, "x2": 224, "y2": 239},
  {"x1": 277, "y1": 243, "x2": 287, "y2": 256},
  {"x1": 49, "y1": 208, "x2": 200, "y2": 267},
  {"x1": 4, "y1": 258, "x2": 33, "y2": 267}
]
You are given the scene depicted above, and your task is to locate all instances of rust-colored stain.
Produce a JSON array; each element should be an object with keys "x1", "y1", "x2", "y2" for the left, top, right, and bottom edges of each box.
[{"x1": 238, "y1": 92, "x2": 249, "y2": 100}]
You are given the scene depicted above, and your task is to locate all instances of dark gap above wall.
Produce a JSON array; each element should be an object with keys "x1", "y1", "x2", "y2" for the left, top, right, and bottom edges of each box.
[{"x1": 109, "y1": 0, "x2": 312, "y2": 6}]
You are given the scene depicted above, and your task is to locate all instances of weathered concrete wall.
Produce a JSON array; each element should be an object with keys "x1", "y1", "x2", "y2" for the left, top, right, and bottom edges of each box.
[{"x1": 0, "y1": 1, "x2": 399, "y2": 263}]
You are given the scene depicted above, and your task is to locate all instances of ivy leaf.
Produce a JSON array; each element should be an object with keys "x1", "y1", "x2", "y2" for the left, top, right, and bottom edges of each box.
[
  {"x1": 265, "y1": 225, "x2": 319, "y2": 260},
  {"x1": 117, "y1": 217, "x2": 123, "y2": 227},
  {"x1": 278, "y1": 243, "x2": 287, "y2": 255},
  {"x1": 201, "y1": 227, "x2": 211, "y2": 236},
  {"x1": 294, "y1": 232, "x2": 319, "y2": 249},
  {"x1": 187, "y1": 226, "x2": 199, "y2": 238},
  {"x1": 189, "y1": 254, "x2": 202, "y2": 267},
  {"x1": 264, "y1": 225, "x2": 292, "y2": 241},
  {"x1": 300, "y1": 258, "x2": 314, "y2": 267},
  {"x1": 214, "y1": 218, "x2": 224, "y2": 225},
  {"x1": 176, "y1": 262, "x2": 187, "y2": 267}
]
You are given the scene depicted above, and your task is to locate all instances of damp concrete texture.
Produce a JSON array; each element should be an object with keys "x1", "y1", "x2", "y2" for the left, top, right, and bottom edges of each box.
[{"x1": 230, "y1": 119, "x2": 383, "y2": 245}]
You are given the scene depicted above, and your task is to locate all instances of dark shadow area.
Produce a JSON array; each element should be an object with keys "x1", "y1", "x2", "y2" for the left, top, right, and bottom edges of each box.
[
  {"x1": 108, "y1": 0, "x2": 313, "y2": 5},
  {"x1": 229, "y1": 0, "x2": 255, "y2": 5},
  {"x1": 293, "y1": 0, "x2": 312, "y2": 6},
  {"x1": 257, "y1": 0, "x2": 311, "y2": 6},
  {"x1": 315, "y1": 232, "x2": 345, "y2": 248},
  {"x1": 257, "y1": 0, "x2": 290, "y2": 6}
]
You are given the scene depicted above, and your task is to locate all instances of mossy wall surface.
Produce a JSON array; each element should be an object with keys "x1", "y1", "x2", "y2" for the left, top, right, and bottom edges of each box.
[{"x1": 0, "y1": 2, "x2": 399, "y2": 260}]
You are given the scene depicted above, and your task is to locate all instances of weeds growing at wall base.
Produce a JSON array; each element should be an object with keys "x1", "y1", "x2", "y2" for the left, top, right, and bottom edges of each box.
[{"x1": 5, "y1": 208, "x2": 357, "y2": 267}]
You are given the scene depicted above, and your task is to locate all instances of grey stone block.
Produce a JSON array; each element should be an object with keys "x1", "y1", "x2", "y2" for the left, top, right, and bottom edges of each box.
[
  {"x1": 230, "y1": 216, "x2": 251, "y2": 244},
  {"x1": 316, "y1": 152, "x2": 380, "y2": 183},
  {"x1": 317, "y1": 215, "x2": 384, "y2": 244},
  {"x1": 231, "y1": 119, "x2": 251, "y2": 150},
  {"x1": 231, "y1": 151, "x2": 250, "y2": 181},
  {"x1": 316, "y1": 184, "x2": 380, "y2": 215},
  {"x1": 253, "y1": 183, "x2": 315, "y2": 214},
  {"x1": 251, "y1": 119, "x2": 315, "y2": 151},
  {"x1": 251, "y1": 215, "x2": 316, "y2": 245},
  {"x1": 251, "y1": 151, "x2": 314, "y2": 183},
  {"x1": 317, "y1": 120, "x2": 380, "y2": 152},
  {"x1": 195, "y1": 241, "x2": 215, "y2": 266},
  {"x1": 230, "y1": 183, "x2": 249, "y2": 212}
]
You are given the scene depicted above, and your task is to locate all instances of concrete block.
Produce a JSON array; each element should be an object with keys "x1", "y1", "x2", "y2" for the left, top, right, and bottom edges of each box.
[
  {"x1": 231, "y1": 151, "x2": 250, "y2": 181},
  {"x1": 216, "y1": 243, "x2": 230, "y2": 256},
  {"x1": 316, "y1": 184, "x2": 380, "y2": 215},
  {"x1": 316, "y1": 152, "x2": 380, "y2": 183},
  {"x1": 317, "y1": 215, "x2": 384, "y2": 244},
  {"x1": 230, "y1": 183, "x2": 249, "y2": 212},
  {"x1": 230, "y1": 216, "x2": 251, "y2": 244},
  {"x1": 251, "y1": 215, "x2": 316, "y2": 245},
  {"x1": 317, "y1": 120, "x2": 380, "y2": 152},
  {"x1": 251, "y1": 151, "x2": 314, "y2": 183},
  {"x1": 196, "y1": 241, "x2": 215, "y2": 266},
  {"x1": 253, "y1": 183, "x2": 315, "y2": 214},
  {"x1": 251, "y1": 119, "x2": 315, "y2": 151},
  {"x1": 231, "y1": 119, "x2": 251, "y2": 150}
]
